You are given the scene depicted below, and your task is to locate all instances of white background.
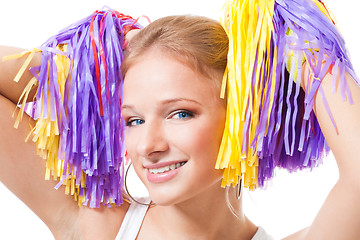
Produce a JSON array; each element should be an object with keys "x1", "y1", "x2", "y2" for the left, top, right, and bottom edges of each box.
[{"x1": 0, "y1": 0, "x2": 358, "y2": 239}]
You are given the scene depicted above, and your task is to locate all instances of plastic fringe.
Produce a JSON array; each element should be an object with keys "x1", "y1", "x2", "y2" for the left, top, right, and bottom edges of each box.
[
  {"x1": 217, "y1": 0, "x2": 359, "y2": 189},
  {"x1": 11, "y1": 8, "x2": 141, "y2": 207}
]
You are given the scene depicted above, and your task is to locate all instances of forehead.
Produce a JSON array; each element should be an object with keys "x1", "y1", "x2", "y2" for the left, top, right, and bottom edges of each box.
[{"x1": 123, "y1": 50, "x2": 220, "y2": 105}]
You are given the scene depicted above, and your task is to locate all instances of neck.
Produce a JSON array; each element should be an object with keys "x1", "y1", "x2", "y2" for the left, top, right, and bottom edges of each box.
[{"x1": 146, "y1": 181, "x2": 257, "y2": 240}]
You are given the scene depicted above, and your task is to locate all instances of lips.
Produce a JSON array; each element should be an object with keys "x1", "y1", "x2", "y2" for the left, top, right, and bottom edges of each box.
[
  {"x1": 145, "y1": 160, "x2": 188, "y2": 183},
  {"x1": 148, "y1": 161, "x2": 187, "y2": 174}
]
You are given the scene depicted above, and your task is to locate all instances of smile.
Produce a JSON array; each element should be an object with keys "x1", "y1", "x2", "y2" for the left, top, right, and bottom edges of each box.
[
  {"x1": 146, "y1": 161, "x2": 188, "y2": 183},
  {"x1": 148, "y1": 161, "x2": 187, "y2": 174}
]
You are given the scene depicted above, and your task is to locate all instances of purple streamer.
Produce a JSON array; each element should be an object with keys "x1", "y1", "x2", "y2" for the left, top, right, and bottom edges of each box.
[
  {"x1": 256, "y1": 0, "x2": 359, "y2": 187},
  {"x1": 28, "y1": 8, "x2": 141, "y2": 207}
]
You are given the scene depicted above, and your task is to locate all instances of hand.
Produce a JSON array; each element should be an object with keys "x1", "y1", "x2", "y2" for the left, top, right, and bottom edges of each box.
[{"x1": 123, "y1": 29, "x2": 141, "y2": 50}]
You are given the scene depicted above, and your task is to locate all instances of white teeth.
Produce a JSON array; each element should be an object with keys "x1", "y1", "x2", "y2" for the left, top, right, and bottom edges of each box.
[{"x1": 148, "y1": 162, "x2": 186, "y2": 174}]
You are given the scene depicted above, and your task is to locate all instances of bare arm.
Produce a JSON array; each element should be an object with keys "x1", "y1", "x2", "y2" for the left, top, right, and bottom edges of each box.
[
  {"x1": 285, "y1": 67, "x2": 360, "y2": 239},
  {"x1": 0, "y1": 46, "x2": 41, "y2": 103},
  {"x1": 0, "y1": 46, "x2": 80, "y2": 238}
]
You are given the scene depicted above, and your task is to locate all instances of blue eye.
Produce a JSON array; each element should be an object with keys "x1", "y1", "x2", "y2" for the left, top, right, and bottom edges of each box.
[
  {"x1": 173, "y1": 111, "x2": 194, "y2": 119},
  {"x1": 126, "y1": 119, "x2": 145, "y2": 127}
]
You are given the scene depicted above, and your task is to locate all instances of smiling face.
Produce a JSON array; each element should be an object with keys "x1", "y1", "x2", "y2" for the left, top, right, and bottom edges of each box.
[{"x1": 122, "y1": 48, "x2": 226, "y2": 205}]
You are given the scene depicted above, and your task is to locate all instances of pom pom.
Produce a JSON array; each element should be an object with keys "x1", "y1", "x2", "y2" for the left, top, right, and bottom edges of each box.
[
  {"x1": 217, "y1": 0, "x2": 359, "y2": 189},
  {"x1": 12, "y1": 8, "x2": 142, "y2": 207}
]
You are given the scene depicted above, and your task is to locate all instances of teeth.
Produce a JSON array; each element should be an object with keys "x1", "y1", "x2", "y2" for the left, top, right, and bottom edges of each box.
[{"x1": 149, "y1": 162, "x2": 186, "y2": 174}]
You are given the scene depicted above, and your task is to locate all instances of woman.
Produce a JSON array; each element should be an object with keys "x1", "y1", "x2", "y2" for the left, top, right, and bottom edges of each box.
[{"x1": 1, "y1": 0, "x2": 360, "y2": 239}]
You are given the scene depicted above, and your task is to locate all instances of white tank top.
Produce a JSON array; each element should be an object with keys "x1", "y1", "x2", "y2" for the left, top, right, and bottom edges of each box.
[{"x1": 116, "y1": 197, "x2": 273, "y2": 240}]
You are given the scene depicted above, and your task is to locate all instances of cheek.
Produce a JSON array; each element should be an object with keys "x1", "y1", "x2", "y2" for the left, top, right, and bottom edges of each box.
[
  {"x1": 168, "y1": 116, "x2": 225, "y2": 164},
  {"x1": 124, "y1": 131, "x2": 149, "y2": 183},
  {"x1": 124, "y1": 130, "x2": 138, "y2": 162}
]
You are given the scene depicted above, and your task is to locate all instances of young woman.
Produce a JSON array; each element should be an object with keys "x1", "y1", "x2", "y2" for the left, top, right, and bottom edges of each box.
[{"x1": 1, "y1": 0, "x2": 360, "y2": 239}]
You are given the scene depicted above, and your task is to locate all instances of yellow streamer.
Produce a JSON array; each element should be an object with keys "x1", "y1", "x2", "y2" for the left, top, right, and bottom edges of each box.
[
  {"x1": 3, "y1": 49, "x2": 41, "y2": 83},
  {"x1": 8, "y1": 45, "x2": 88, "y2": 205},
  {"x1": 217, "y1": 0, "x2": 276, "y2": 190}
]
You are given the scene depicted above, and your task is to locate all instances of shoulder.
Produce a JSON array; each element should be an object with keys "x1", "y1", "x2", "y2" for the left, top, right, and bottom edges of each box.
[
  {"x1": 116, "y1": 197, "x2": 152, "y2": 240},
  {"x1": 53, "y1": 201, "x2": 130, "y2": 240}
]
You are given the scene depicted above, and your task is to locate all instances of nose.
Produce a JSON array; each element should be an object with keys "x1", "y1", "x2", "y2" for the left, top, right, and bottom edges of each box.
[{"x1": 137, "y1": 119, "x2": 169, "y2": 159}]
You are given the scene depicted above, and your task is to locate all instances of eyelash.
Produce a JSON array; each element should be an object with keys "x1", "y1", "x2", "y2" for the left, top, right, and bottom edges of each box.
[
  {"x1": 170, "y1": 110, "x2": 194, "y2": 120},
  {"x1": 126, "y1": 119, "x2": 145, "y2": 127},
  {"x1": 125, "y1": 110, "x2": 194, "y2": 127}
]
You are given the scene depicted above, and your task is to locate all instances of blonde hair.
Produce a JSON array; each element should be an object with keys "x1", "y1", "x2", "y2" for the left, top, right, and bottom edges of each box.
[{"x1": 122, "y1": 15, "x2": 229, "y2": 88}]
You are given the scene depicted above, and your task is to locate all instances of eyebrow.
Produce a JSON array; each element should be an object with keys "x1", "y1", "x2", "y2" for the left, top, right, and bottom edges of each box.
[
  {"x1": 121, "y1": 97, "x2": 202, "y2": 110},
  {"x1": 161, "y1": 98, "x2": 202, "y2": 106}
]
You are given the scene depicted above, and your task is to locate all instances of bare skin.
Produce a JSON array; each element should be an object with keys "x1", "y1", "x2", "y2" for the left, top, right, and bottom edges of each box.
[
  {"x1": 122, "y1": 49, "x2": 257, "y2": 240},
  {"x1": 284, "y1": 65, "x2": 360, "y2": 240},
  {"x1": 1, "y1": 29, "x2": 360, "y2": 239},
  {"x1": 0, "y1": 46, "x2": 128, "y2": 240}
]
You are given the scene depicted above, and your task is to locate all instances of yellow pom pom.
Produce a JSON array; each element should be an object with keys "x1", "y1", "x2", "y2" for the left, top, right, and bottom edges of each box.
[{"x1": 217, "y1": 0, "x2": 276, "y2": 190}]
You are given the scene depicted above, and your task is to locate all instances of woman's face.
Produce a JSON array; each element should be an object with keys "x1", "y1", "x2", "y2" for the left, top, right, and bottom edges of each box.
[{"x1": 122, "y1": 49, "x2": 226, "y2": 205}]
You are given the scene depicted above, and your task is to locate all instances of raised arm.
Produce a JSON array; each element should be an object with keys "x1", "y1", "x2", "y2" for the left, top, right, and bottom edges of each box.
[
  {"x1": 0, "y1": 46, "x2": 41, "y2": 103},
  {"x1": 286, "y1": 66, "x2": 360, "y2": 239},
  {"x1": 0, "y1": 46, "x2": 80, "y2": 238}
]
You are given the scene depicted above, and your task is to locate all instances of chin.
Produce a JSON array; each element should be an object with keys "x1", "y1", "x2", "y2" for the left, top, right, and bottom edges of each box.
[
  {"x1": 146, "y1": 177, "x2": 223, "y2": 207},
  {"x1": 146, "y1": 185, "x2": 187, "y2": 206}
]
